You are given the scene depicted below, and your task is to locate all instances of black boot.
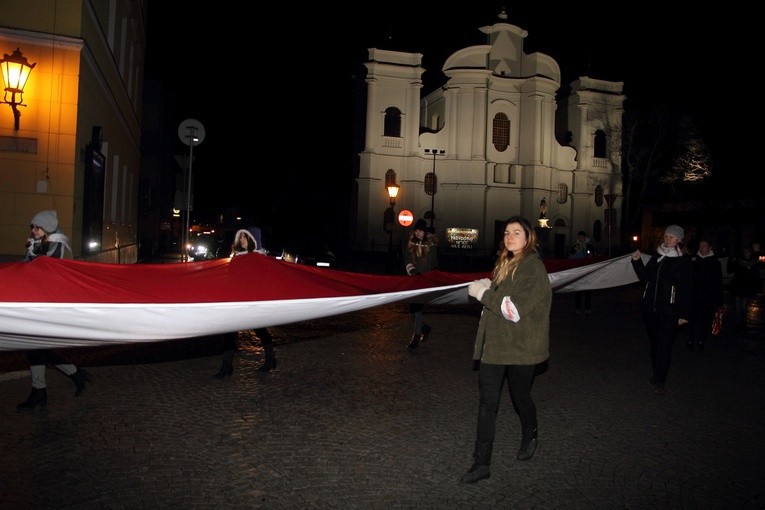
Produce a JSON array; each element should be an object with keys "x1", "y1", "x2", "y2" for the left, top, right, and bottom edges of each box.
[
  {"x1": 517, "y1": 427, "x2": 538, "y2": 461},
  {"x1": 214, "y1": 359, "x2": 233, "y2": 379},
  {"x1": 69, "y1": 368, "x2": 93, "y2": 396},
  {"x1": 258, "y1": 356, "x2": 277, "y2": 373},
  {"x1": 460, "y1": 441, "x2": 493, "y2": 484},
  {"x1": 17, "y1": 388, "x2": 47, "y2": 410},
  {"x1": 421, "y1": 324, "x2": 431, "y2": 342},
  {"x1": 517, "y1": 404, "x2": 538, "y2": 460},
  {"x1": 408, "y1": 333, "x2": 422, "y2": 350}
]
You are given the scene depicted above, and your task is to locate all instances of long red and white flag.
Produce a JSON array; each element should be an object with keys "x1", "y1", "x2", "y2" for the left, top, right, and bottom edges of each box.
[{"x1": 0, "y1": 253, "x2": 645, "y2": 350}]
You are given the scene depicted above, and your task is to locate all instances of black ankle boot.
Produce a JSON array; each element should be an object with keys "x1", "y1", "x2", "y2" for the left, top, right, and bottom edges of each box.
[
  {"x1": 408, "y1": 333, "x2": 422, "y2": 350},
  {"x1": 421, "y1": 324, "x2": 431, "y2": 341},
  {"x1": 17, "y1": 388, "x2": 47, "y2": 410},
  {"x1": 258, "y1": 356, "x2": 277, "y2": 373},
  {"x1": 69, "y1": 368, "x2": 93, "y2": 396},
  {"x1": 460, "y1": 441, "x2": 493, "y2": 483},
  {"x1": 214, "y1": 359, "x2": 233, "y2": 379},
  {"x1": 517, "y1": 427, "x2": 538, "y2": 461}
]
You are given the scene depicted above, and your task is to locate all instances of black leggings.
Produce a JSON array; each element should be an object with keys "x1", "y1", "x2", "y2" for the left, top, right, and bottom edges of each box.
[{"x1": 476, "y1": 363, "x2": 536, "y2": 442}]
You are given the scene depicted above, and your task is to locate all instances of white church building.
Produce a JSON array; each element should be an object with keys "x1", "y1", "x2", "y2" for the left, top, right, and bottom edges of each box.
[{"x1": 354, "y1": 10, "x2": 626, "y2": 258}]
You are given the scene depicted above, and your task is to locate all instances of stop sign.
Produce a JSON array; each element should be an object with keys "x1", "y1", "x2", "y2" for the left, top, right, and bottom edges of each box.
[{"x1": 398, "y1": 209, "x2": 414, "y2": 227}]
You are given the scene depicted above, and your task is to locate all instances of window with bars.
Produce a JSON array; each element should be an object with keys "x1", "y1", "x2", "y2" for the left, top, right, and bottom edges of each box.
[{"x1": 492, "y1": 113, "x2": 510, "y2": 152}]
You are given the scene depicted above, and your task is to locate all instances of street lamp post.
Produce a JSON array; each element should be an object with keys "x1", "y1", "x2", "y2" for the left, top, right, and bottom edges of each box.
[
  {"x1": 385, "y1": 183, "x2": 400, "y2": 273},
  {"x1": 424, "y1": 149, "x2": 445, "y2": 233}
]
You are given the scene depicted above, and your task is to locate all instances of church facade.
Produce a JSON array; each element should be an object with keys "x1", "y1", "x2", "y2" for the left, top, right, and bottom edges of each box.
[{"x1": 354, "y1": 13, "x2": 625, "y2": 258}]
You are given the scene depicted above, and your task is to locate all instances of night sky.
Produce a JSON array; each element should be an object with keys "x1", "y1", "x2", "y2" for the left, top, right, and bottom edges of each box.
[{"x1": 144, "y1": 3, "x2": 750, "y2": 243}]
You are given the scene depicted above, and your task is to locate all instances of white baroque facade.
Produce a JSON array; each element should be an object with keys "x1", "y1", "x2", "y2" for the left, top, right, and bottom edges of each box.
[{"x1": 355, "y1": 13, "x2": 625, "y2": 257}]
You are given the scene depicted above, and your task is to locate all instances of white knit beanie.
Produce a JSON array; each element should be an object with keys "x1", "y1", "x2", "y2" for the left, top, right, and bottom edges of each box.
[
  {"x1": 664, "y1": 224, "x2": 684, "y2": 240},
  {"x1": 31, "y1": 210, "x2": 59, "y2": 233}
]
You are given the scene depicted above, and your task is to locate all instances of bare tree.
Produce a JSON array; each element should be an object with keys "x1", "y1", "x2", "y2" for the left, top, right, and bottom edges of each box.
[{"x1": 660, "y1": 117, "x2": 711, "y2": 184}]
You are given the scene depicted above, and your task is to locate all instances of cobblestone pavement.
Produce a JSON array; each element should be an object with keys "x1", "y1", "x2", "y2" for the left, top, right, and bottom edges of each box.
[{"x1": 1, "y1": 285, "x2": 763, "y2": 509}]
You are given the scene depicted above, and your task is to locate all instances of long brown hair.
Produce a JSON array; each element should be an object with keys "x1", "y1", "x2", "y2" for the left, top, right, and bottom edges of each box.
[{"x1": 493, "y1": 216, "x2": 538, "y2": 284}]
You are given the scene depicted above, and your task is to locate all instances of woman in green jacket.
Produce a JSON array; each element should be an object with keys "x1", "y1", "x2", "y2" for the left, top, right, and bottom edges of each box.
[{"x1": 461, "y1": 216, "x2": 552, "y2": 483}]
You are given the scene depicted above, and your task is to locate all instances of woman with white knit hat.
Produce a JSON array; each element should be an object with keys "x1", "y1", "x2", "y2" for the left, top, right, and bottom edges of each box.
[
  {"x1": 17, "y1": 210, "x2": 93, "y2": 410},
  {"x1": 630, "y1": 224, "x2": 692, "y2": 395}
]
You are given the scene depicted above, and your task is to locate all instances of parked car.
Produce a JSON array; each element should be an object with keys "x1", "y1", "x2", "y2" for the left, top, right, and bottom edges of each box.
[
  {"x1": 186, "y1": 231, "x2": 224, "y2": 261},
  {"x1": 275, "y1": 241, "x2": 337, "y2": 268}
]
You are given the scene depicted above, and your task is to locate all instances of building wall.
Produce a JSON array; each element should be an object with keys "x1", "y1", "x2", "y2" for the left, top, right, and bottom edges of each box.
[
  {"x1": 355, "y1": 15, "x2": 625, "y2": 257},
  {"x1": 0, "y1": 0, "x2": 145, "y2": 262}
]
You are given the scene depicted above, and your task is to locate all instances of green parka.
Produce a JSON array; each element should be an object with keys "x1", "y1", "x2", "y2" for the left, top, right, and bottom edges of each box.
[{"x1": 472, "y1": 254, "x2": 552, "y2": 365}]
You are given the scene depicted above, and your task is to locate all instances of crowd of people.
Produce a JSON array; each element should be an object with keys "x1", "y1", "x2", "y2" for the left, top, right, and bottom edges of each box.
[{"x1": 11, "y1": 209, "x2": 763, "y2": 488}]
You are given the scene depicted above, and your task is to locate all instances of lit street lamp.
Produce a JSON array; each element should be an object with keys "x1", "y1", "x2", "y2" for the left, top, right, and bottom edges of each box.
[
  {"x1": 385, "y1": 183, "x2": 400, "y2": 273},
  {"x1": 424, "y1": 149, "x2": 445, "y2": 233}
]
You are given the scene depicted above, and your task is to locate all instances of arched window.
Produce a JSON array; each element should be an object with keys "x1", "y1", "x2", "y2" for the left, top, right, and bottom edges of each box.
[
  {"x1": 594, "y1": 185, "x2": 604, "y2": 206},
  {"x1": 384, "y1": 107, "x2": 402, "y2": 137},
  {"x1": 557, "y1": 183, "x2": 568, "y2": 204},
  {"x1": 492, "y1": 113, "x2": 510, "y2": 152},
  {"x1": 385, "y1": 169, "x2": 397, "y2": 188},
  {"x1": 594, "y1": 130, "x2": 606, "y2": 158}
]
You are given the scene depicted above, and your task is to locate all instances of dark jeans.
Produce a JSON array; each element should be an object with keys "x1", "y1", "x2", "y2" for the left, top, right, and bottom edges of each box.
[
  {"x1": 642, "y1": 310, "x2": 680, "y2": 387},
  {"x1": 475, "y1": 363, "x2": 537, "y2": 443},
  {"x1": 689, "y1": 303, "x2": 716, "y2": 344}
]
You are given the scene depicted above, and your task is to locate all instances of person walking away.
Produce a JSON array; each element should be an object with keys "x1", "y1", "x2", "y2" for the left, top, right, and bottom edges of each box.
[
  {"x1": 213, "y1": 227, "x2": 277, "y2": 378},
  {"x1": 461, "y1": 216, "x2": 552, "y2": 484},
  {"x1": 631, "y1": 224, "x2": 692, "y2": 395},
  {"x1": 726, "y1": 244, "x2": 763, "y2": 333},
  {"x1": 687, "y1": 239, "x2": 723, "y2": 349},
  {"x1": 404, "y1": 219, "x2": 439, "y2": 349},
  {"x1": 569, "y1": 230, "x2": 595, "y2": 315},
  {"x1": 17, "y1": 210, "x2": 93, "y2": 410}
]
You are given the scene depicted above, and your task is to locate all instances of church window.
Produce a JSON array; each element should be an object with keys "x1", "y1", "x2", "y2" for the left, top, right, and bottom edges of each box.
[
  {"x1": 594, "y1": 130, "x2": 606, "y2": 158},
  {"x1": 492, "y1": 113, "x2": 510, "y2": 152},
  {"x1": 384, "y1": 107, "x2": 402, "y2": 137},
  {"x1": 557, "y1": 183, "x2": 568, "y2": 204}
]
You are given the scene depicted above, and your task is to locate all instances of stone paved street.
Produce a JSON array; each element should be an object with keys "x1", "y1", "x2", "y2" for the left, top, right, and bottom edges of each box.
[{"x1": 1, "y1": 284, "x2": 763, "y2": 509}]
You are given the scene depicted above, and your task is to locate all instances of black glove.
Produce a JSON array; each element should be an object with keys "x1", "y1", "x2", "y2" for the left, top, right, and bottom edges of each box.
[{"x1": 472, "y1": 360, "x2": 480, "y2": 371}]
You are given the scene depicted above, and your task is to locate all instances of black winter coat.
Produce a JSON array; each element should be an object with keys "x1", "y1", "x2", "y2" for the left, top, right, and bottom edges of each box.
[
  {"x1": 692, "y1": 255, "x2": 724, "y2": 310},
  {"x1": 632, "y1": 253, "x2": 692, "y2": 319}
]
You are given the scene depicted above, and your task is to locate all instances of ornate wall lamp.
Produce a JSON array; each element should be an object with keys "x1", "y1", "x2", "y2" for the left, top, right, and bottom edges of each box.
[{"x1": 0, "y1": 48, "x2": 36, "y2": 130}]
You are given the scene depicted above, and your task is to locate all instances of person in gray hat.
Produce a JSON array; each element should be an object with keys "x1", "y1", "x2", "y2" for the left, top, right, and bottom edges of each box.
[
  {"x1": 630, "y1": 224, "x2": 692, "y2": 395},
  {"x1": 17, "y1": 210, "x2": 93, "y2": 410}
]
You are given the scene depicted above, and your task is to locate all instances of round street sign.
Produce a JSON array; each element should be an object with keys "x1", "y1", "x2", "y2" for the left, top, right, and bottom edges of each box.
[
  {"x1": 398, "y1": 209, "x2": 414, "y2": 227},
  {"x1": 178, "y1": 118, "x2": 205, "y2": 146}
]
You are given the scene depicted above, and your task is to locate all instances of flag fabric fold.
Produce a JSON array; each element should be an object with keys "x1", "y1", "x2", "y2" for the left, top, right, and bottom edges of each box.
[{"x1": 0, "y1": 252, "x2": 645, "y2": 350}]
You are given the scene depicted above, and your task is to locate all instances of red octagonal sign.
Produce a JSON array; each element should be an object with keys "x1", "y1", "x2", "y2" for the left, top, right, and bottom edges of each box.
[{"x1": 398, "y1": 209, "x2": 414, "y2": 227}]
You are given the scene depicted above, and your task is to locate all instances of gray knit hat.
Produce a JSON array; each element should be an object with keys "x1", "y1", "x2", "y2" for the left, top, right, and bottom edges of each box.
[
  {"x1": 31, "y1": 210, "x2": 58, "y2": 233},
  {"x1": 664, "y1": 224, "x2": 684, "y2": 240}
]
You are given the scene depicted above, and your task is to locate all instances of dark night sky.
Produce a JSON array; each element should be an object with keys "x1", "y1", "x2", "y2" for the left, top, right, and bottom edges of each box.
[{"x1": 144, "y1": 2, "x2": 751, "y2": 241}]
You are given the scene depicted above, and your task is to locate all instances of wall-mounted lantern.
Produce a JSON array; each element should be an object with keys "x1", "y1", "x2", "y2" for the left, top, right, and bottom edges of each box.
[{"x1": 0, "y1": 48, "x2": 36, "y2": 130}]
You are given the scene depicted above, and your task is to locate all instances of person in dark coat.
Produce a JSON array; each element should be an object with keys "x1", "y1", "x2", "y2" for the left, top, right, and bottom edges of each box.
[
  {"x1": 213, "y1": 227, "x2": 277, "y2": 378},
  {"x1": 687, "y1": 239, "x2": 724, "y2": 349},
  {"x1": 631, "y1": 224, "x2": 692, "y2": 395},
  {"x1": 726, "y1": 244, "x2": 763, "y2": 333},
  {"x1": 403, "y1": 219, "x2": 439, "y2": 349}
]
